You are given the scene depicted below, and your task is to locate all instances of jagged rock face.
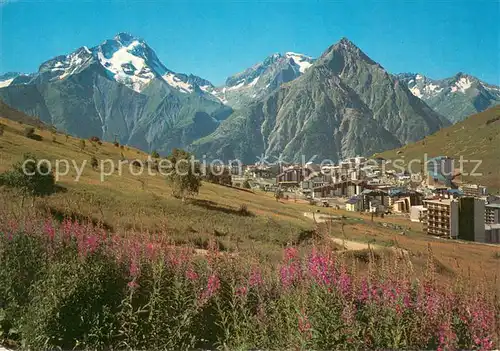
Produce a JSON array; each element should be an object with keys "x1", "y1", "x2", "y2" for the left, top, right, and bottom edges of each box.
[
  {"x1": 316, "y1": 38, "x2": 450, "y2": 144},
  {"x1": 398, "y1": 72, "x2": 500, "y2": 123},
  {"x1": 192, "y1": 39, "x2": 448, "y2": 163},
  {"x1": 208, "y1": 52, "x2": 315, "y2": 108}
]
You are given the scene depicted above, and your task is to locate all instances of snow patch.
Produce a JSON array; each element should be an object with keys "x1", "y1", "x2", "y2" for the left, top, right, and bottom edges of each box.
[
  {"x1": 248, "y1": 76, "x2": 259, "y2": 87},
  {"x1": 416, "y1": 74, "x2": 423, "y2": 80},
  {"x1": 452, "y1": 77, "x2": 472, "y2": 93},
  {"x1": 97, "y1": 40, "x2": 155, "y2": 92},
  {"x1": 199, "y1": 85, "x2": 211, "y2": 92},
  {"x1": 409, "y1": 86, "x2": 422, "y2": 98},
  {"x1": 286, "y1": 52, "x2": 313, "y2": 73},
  {"x1": 0, "y1": 78, "x2": 14, "y2": 88},
  {"x1": 163, "y1": 73, "x2": 193, "y2": 93},
  {"x1": 423, "y1": 83, "x2": 443, "y2": 96},
  {"x1": 485, "y1": 85, "x2": 500, "y2": 93},
  {"x1": 227, "y1": 81, "x2": 245, "y2": 91}
]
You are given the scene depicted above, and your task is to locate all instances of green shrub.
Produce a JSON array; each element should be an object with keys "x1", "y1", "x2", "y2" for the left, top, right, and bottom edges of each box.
[
  {"x1": 23, "y1": 127, "x2": 41, "y2": 140},
  {"x1": 0, "y1": 153, "x2": 56, "y2": 205},
  {"x1": 90, "y1": 156, "x2": 99, "y2": 170},
  {"x1": 238, "y1": 203, "x2": 251, "y2": 216},
  {"x1": 166, "y1": 149, "x2": 201, "y2": 201}
]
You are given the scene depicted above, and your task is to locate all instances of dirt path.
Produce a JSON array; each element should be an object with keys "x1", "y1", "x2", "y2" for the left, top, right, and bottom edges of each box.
[
  {"x1": 303, "y1": 212, "x2": 409, "y2": 256},
  {"x1": 329, "y1": 237, "x2": 379, "y2": 251}
]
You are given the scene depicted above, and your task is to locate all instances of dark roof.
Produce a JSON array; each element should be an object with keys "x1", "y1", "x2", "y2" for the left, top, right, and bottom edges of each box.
[{"x1": 346, "y1": 197, "x2": 361, "y2": 204}]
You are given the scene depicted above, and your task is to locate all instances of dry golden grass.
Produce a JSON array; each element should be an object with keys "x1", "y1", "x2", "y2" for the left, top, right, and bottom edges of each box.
[
  {"x1": 376, "y1": 106, "x2": 500, "y2": 192},
  {"x1": 1, "y1": 116, "x2": 499, "y2": 278}
]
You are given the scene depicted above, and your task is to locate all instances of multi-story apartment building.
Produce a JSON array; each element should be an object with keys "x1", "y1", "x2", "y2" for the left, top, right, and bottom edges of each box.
[
  {"x1": 485, "y1": 224, "x2": 500, "y2": 244},
  {"x1": 461, "y1": 184, "x2": 487, "y2": 197},
  {"x1": 485, "y1": 203, "x2": 500, "y2": 224},
  {"x1": 458, "y1": 197, "x2": 485, "y2": 242},
  {"x1": 423, "y1": 197, "x2": 486, "y2": 241},
  {"x1": 423, "y1": 199, "x2": 459, "y2": 238}
]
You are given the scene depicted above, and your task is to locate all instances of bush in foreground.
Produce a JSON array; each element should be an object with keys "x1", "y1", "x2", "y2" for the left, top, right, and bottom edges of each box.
[
  {"x1": 0, "y1": 214, "x2": 498, "y2": 350},
  {"x1": 0, "y1": 153, "x2": 56, "y2": 206}
]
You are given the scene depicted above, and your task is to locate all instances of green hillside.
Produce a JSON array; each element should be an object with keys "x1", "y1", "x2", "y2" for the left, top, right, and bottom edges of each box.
[{"x1": 376, "y1": 106, "x2": 500, "y2": 191}]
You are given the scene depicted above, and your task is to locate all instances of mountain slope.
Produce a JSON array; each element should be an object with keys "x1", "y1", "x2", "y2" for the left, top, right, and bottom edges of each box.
[
  {"x1": 316, "y1": 38, "x2": 450, "y2": 144},
  {"x1": 209, "y1": 52, "x2": 314, "y2": 108},
  {"x1": 0, "y1": 100, "x2": 47, "y2": 127},
  {"x1": 193, "y1": 64, "x2": 403, "y2": 164},
  {"x1": 0, "y1": 33, "x2": 232, "y2": 153},
  {"x1": 398, "y1": 72, "x2": 500, "y2": 123},
  {"x1": 192, "y1": 38, "x2": 447, "y2": 163},
  {"x1": 376, "y1": 106, "x2": 500, "y2": 191}
]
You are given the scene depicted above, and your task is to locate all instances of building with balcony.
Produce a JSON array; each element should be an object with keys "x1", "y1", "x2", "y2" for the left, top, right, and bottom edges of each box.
[
  {"x1": 461, "y1": 184, "x2": 487, "y2": 197},
  {"x1": 423, "y1": 199, "x2": 459, "y2": 238},
  {"x1": 485, "y1": 203, "x2": 500, "y2": 224},
  {"x1": 410, "y1": 205, "x2": 427, "y2": 222},
  {"x1": 276, "y1": 166, "x2": 313, "y2": 188}
]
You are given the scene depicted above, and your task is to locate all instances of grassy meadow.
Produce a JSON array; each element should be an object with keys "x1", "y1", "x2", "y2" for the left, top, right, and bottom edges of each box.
[
  {"x1": 376, "y1": 106, "x2": 500, "y2": 192},
  {"x1": 0, "y1": 114, "x2": 499, "y2": 349}
]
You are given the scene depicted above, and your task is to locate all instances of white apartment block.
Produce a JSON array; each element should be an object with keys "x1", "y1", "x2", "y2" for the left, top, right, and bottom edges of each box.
[
  {"x1": 485, "y1": 203, "x2": 500, "y2": 224},
  {"x1": 423, "y1": 199, "x2": 459, "y2": 238}
]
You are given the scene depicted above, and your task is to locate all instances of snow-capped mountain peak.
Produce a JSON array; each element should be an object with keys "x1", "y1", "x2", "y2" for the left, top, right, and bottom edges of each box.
[
  {"x1": 95, "y1": 38, "x2": 160, "y2": 92},
  {"x1": 450, "y1": 74, "x2": 473, "y2": 93},
  {"x1": 213, "y1": 51, "x2": 316, "y2": 107},
  {"x1": 402, "y1": 73, "x2": 444, "y2": 99},
  {"x1": 285, "y1": 52, "x2": 313, "y2": 73},
  {"x1": 9, "y1": 33, "x2": 215, "y2": 95},
  {"x1": 398, "y1": 72, "x2": 500, "y2": 123}
]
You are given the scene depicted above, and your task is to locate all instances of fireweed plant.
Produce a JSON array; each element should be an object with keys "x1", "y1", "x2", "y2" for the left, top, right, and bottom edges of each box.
[{"x1": 0, "y1": 209, "x2": 498, "y2": 350}]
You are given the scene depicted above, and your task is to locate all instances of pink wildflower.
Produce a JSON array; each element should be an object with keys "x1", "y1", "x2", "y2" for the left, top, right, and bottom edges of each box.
[
  {"x1": 200, "y1": 274, "x2": 220, "y2": 301},
  {"x1": 284, "y1": 246, "x2": 299, "y2": 261},
  {"x1": 185, "y1": 269, "x2": 199, "y2": 281},
  {"x1": 298, "y1": 310, "x2": 312, "y2": 340},
  {"x1": 127, "y1": 280, "x2": 139, "y2": 289},
  {"x1": 249, "y1": 267, "x2": 263, "y2": 287},
  {"x1": 235, "y1": 286, "x2": 247, "y2": 297},
  {"x1": 129, "y1": 259, "x2": 140, "y2": 278},
  {"x1": 44, "y1": 220, "x2": 55, "y2": 241},
  {"x1": 280, "y1": 261, "x2": 302, "y2": 288}
]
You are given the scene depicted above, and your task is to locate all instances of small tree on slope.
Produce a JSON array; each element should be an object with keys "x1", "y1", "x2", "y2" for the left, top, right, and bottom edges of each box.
[
  {"x1": 0, "y1": 153, "x2": 56, "y2": 206},
  {"x1": 166, "y1": 148, "x2": 201, "y2": 202}
]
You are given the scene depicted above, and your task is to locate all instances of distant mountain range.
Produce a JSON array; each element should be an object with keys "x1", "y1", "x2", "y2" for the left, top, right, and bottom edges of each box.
[
  {"x1": 0, "y1": 33, "x2": 498, "y2": 162},
  {"x1": 192, "y1": 38, "x2": 448, "y2": 163},
  {"x1": 397, "y1": 72, "x2": 500, "y2": 123}
]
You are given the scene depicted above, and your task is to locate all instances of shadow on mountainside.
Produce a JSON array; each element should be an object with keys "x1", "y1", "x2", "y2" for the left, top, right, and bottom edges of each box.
[{"x1": 189, "y1": 199, "x2": 255, "y2": 217}]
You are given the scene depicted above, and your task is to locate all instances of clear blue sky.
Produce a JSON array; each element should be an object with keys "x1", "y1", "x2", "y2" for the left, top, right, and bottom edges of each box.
[{"x1": 1, "y1": 0, "x2": 499, "y2": 85}]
